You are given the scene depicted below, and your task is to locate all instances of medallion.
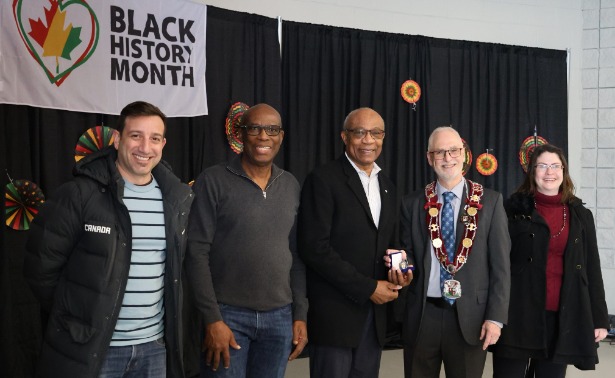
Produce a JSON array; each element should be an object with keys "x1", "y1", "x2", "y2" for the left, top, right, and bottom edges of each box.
[
  {"x1": 399, "y1": 259, "x2": 409, "y2": 272},
  {"x1": 467, "y1": 207, "x2": 477, "y2": 216},
  {"x1": 443, "y1": 279, "x2": 462, "y2": 299},
  {"x1": 432, "y1": 238, "x2": 443, "y2": 248},
  {"x1": 429, "y1": 207, "x2": 439, "y2": 217},
  {"x1": 462, "y1": 238, "x2": 473, "y2": 248}
]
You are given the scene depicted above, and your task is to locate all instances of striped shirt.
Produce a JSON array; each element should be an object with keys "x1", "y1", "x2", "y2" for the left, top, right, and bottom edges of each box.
[{"x1": 111, "y1": 177, "x2": 166, "y2": 346}]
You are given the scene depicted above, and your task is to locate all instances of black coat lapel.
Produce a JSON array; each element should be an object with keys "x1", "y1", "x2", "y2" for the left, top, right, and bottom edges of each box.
[
  {"x1": 378, "y1": 175, "x2": 391, "y2": 231},
  {"x1": 341, "y1": 157, "x2": 376, "y2": 227}
]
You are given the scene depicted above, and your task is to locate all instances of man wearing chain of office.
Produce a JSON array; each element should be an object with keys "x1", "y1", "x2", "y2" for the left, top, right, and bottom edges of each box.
[{"x1": 392, "y1": 126, "x2": 511, "y2": 378}]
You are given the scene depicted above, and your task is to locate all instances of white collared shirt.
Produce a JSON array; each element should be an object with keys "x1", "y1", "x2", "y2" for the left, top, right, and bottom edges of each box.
[{"x1": 345, "y1": 153, "x2": 381, "y2": 228}]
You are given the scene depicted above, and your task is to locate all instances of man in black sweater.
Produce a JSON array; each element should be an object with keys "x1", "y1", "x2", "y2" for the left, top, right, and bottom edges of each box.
[{"x1": 186, "y1": 104, "x2": 308, "y2": 378}]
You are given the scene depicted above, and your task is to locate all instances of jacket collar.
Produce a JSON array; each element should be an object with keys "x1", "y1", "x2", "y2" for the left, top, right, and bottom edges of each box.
[
  {"x1": 226, "y1": 154, "x2": 284, "y2": 186},
  {"x1": 505, "y1": 192, "x2": 583, "y2": 217},
  {"x1": 74, "y1": 146, "x2": 191, "y2": 205}
]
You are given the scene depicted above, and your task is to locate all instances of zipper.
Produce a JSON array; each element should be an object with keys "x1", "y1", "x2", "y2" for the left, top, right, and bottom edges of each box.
[{"x1": 227, "y1": 166, "x2": 283, "y2": 199}]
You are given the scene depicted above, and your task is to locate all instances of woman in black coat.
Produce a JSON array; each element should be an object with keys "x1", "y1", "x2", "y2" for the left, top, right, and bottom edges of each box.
[{"x1": 491, "y1": 144, "x2": 609, "y2": 378}]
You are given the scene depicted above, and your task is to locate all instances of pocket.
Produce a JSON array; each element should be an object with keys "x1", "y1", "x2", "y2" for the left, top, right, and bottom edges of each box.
[
  {"x1": 60, "y1": 315, "x2": 97, "y2": 344},
  {"x1": 279, "y1": 304, "x2": 292, "y2": 316},
  {"x1": 69, "y1": 220, "x2": 117, "y2": 286},
  {"x1": 510, "y1": 262, "x2": 527, "y2": 275},
  {"x1": 579, "y1": 268, "x2": 588, "y2": 286},
  {"x1": 476, "y1": 289, "x2": 488, "y2": 304}
]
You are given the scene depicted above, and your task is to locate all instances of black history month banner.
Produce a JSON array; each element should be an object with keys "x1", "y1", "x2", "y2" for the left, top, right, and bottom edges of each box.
[{"x1": 0, "y1": 0, "x2": 208, "y2": 117}]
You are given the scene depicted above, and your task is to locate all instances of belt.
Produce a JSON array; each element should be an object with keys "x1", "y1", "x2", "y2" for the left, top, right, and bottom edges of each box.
[{"x1": 426, "y1": 296, "x2": 454, "y2": 309}]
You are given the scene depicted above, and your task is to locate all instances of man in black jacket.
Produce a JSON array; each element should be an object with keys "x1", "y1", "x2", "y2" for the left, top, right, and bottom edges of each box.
[
  {"x1": 24, "y1": 101, "x2": 193, "y2": 378},
  {"x1": 298, "y1": 107, "x2": 408, "y2": 377}
]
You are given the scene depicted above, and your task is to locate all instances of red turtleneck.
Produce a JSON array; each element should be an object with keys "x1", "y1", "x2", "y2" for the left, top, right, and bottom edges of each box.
[{"x1": 534, "y1": 191, "x2": 569, "y2": 311}]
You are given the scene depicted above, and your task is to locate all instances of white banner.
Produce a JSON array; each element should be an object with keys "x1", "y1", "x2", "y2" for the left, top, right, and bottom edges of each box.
[{"x1": 0, "y1": 0, "x2": 208, "y2": 117}]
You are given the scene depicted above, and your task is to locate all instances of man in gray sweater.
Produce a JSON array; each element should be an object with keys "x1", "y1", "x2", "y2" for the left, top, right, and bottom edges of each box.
[{"x1": 185, "y1": 103, "x2": 308, "y2": 378}]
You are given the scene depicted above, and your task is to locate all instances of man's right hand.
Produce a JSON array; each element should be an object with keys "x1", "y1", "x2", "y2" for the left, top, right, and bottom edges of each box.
[
  {"x1": 203, "y1": 321, "x2": 241, "y2": 371},
  {"x1": 370, "y1": 280, "x2": 402, "y2": 304}
]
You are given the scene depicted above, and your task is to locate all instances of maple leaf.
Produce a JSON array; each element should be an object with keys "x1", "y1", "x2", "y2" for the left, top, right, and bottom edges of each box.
[
  {"x1": 28, "y1": 0, "x2": 59, "y2": 48},
  {"x1": 27, "y1": 0, "x2": 83, "y2": 73},
  {"x1": 43, "y1": 7, "x2": 72, "y2": 58},
  {"x1": 61, "y1": 26, "x2": 82, "y2": 60}
]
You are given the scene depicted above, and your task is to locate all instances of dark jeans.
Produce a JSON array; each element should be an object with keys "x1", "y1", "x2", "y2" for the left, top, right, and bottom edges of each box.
[
  {"x1": 99, "y1": 337, "x2": 166, "y2": 378},
  {"x1": 201, "y1": 304, "x2": 293, "y2": 378}
]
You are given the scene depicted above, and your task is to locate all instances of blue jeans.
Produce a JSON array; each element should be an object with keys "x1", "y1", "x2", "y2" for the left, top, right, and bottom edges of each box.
[
  {"x1": 99, "y1": 338, "x2": 166, "y2": 378},
  {"x1": 201, "y1": 304, "x2": 293, "y2": 378}
]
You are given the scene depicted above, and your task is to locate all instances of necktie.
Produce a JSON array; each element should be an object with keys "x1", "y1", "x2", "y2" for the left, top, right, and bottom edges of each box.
[{"x1": 440, "y1": 191, "x2": 456, "y2": 304}]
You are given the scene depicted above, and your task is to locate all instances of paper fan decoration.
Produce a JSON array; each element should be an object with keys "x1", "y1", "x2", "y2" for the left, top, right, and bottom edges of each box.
[
  {"x1": 225, "y1": 102, "x2": 250, "y2": 154},
  {"x1": 401, "y1": 80, "x2": 421, "y2": 110},
  {"x1": 519, "y1": 135, "x2": 547, "y2": 172},
  {"x1": 461, "y1": 138, "x2": 472, "y2": 176},
  {"x1": 75, "y1": 125, "x2": 117, "y2": 162},
  {"x1": 5, "y1": 179, "x2": 45, "y2": 231},
  {"x1": 476, "y1": 151, "x2": 498, "y2": 176}
]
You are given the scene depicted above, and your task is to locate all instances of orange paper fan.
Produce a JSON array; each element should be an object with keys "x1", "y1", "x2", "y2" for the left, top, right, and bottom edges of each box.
[
  {"x1": 401, "y1": 80, "x2": 421, "y2": 104},
  {"x1": 476, "y1": 153, "x2": 498, "y2": 176},
  {"x1": 519, "y1": 136, "x2": 547, "y2": 172}
]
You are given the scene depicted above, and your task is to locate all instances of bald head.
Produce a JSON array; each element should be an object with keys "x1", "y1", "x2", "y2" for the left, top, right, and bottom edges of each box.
[
  {"x1": 241, "y1": 103, "x2": 282, "y2": 127},
  {"x1": 343, "y1": 107, "x2": 385, "y2": 131}
]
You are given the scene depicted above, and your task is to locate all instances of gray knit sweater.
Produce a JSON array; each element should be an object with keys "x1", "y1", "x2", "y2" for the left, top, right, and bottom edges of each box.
[{"x1": 186, "y1": 156, "x2": 308, "y2": 324}]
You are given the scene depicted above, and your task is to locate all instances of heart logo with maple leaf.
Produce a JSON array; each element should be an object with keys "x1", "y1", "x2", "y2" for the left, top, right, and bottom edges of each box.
[{"x1": 12, "y1": 0, "x2": 99, "y2": 87}]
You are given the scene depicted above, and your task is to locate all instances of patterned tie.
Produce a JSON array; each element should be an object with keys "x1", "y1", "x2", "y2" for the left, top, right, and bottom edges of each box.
[{"x1": 440, "y1": 191, "x2": 456, "y2": 305}]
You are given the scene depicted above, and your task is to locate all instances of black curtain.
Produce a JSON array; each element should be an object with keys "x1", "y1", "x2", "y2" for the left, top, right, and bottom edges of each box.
[
  {"x1": 0, "y1": 6, "x2": 281, "y2": 377},
  {"x1": 281, "y1": 21, "x2": 568, "y2": 201}
]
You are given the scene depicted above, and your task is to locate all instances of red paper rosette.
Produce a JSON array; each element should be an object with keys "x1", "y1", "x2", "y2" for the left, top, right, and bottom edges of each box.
[
  {"x1": 401, "y1": 80, "x2": 421, "y2": 104},
  {"x1": 462, "y1": 138, "x2": 472, "y2": 176},
  {"x1": 519, "y1": 136, "x2": 548, "y2": 172},
  {"x1": 5, "y1": 179, "x2": 45, "y2": 231},
  {"x1": 225, "y1": 102, "x2": 250, "y2": 154},
  {"x1": 476, "y1": 153, "x2": 498, "y2": 176},
  {"x1": 75, "y1": 125, "x2": 117, "y2": 162}
]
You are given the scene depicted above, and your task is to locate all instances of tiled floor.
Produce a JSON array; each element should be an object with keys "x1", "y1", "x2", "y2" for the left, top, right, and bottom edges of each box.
[{"x1": 285, "y1": 339, "x2": 615, "y2": 377}]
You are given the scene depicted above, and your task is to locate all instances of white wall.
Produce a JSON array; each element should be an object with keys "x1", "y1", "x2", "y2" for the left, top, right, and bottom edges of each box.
[
  {"x1": 582, "y1": 0, "x2": 615, "y2": 315},
  {"x1": 197, "y1": 0, "x2": 615, "y2": 314}
]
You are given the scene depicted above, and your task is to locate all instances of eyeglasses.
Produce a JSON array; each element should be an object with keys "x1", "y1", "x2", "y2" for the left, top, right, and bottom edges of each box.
[
  {"x1": 535, "y1": 163, "x2": 563, "y2": 171},
  {"x1": 428, "y1": 148, "x2": 464, "y2": 160},
  {"x1": 344, "y1": 128, "x2": 386, "y2": 140},
  {"x1": 239, "y1": 125, "x2": 283, "y2": 136}
]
